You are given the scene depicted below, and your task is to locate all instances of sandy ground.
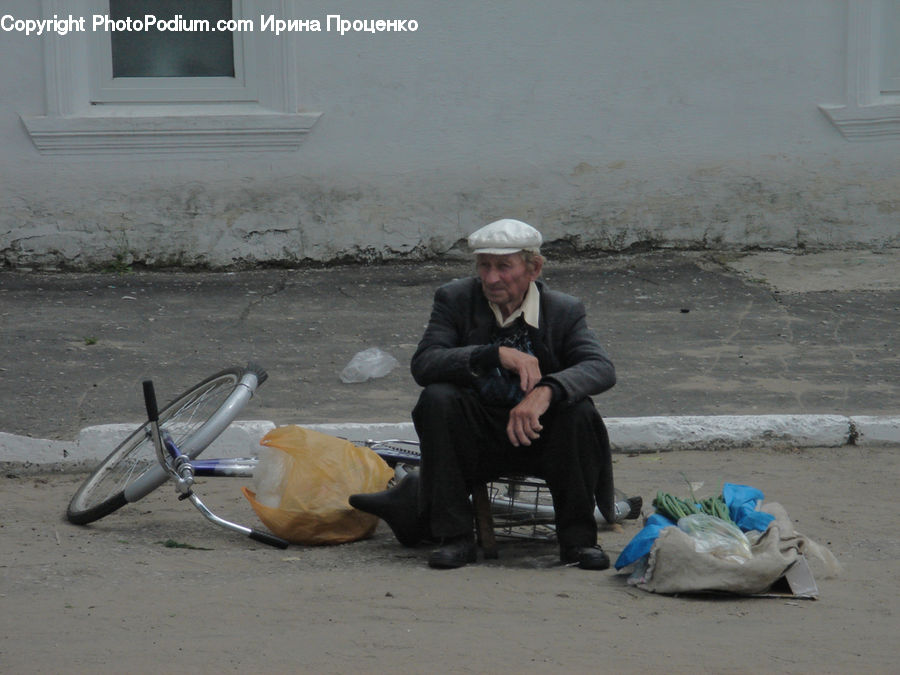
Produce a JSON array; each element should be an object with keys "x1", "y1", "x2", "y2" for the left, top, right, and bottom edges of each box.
[{"x1": 2, "y1": 444, "x2": 897, "y2": 674}]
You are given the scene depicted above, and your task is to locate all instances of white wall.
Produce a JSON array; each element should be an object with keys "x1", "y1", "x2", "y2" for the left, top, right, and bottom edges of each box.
[{"x1": 2, "y1": 0, "x2": 898, "y2": 268}]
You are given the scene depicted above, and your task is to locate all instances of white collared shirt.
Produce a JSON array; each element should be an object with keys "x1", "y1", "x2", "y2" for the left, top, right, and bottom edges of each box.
[{"x1": 488, "y1": 281, "x2": 541, "y2": 328}]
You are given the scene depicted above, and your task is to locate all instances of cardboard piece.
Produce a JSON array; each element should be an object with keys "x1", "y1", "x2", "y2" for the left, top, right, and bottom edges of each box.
[{"x1": 758, "y1": 555, "x2": 819, "y2": 599}]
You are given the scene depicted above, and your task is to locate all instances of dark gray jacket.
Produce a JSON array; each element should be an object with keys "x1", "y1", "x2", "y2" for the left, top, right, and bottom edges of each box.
[{"x1": 410, "y1": 277, "x2": 615, "y2": 404}]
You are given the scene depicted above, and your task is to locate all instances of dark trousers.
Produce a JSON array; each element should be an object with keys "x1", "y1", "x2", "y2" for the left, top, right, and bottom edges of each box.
[{"x1": 411, "y1": 383, "x2": 614, "y2": 550}]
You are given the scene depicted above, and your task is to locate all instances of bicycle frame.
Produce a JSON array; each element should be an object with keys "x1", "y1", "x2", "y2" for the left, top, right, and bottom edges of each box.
[
  {"x1": 182, "y1": 438, "x2": 612, "y2": 542},
  {"x1": 135, "y1": 379, "x2": 635, "y2": 548},
  {"x1": 181, "y1": 453, "x2": 564, "y2": 542}
]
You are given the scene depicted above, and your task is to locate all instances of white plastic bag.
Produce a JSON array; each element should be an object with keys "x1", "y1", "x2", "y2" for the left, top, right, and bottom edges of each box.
[
  {"x1": 677, "y1": 513, "x2": 752, "y2": 564},
  {"x1": 252, "y1": 445, "x2": 295, "y2": 508},
  {"x1": 339, "y1": 347, "x2": 399, "y2": 383}
]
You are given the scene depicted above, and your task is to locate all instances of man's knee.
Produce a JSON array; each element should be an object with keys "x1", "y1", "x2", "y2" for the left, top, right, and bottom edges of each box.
[
  {"x1": 412, "y1": 383, "x2": 469, "y2": 428},
  {"x1": 540, "y1": 398, "x2": 609, "y2": 461},
  {"x1": 417, "y1": 382, "x2": 461, "y2": 405},
  {"x1": 550, "y1": 397, "x2": 603, "y2": 429},
  {"x1": 414, "y1": 383, "x2": 460, "y2": 414}
]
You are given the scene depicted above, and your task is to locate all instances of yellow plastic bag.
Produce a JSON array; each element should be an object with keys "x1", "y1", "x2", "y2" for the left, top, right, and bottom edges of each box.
[{"x1": 242, "y1": 425, "x2": 393, "y2": 545}]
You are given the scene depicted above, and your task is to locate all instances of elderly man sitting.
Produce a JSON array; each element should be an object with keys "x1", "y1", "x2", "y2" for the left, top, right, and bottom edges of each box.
[{"x1": 352, "y1": 219, "x2": 618, "y2": 570}]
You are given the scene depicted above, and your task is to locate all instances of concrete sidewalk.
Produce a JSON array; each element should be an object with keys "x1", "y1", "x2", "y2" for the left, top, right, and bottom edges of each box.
[
  {"x1": 2, "y1": 413, "x2": 899, "y2": 474},
  {"x1": 1, "y1": 248, "x2": 898, "y2": 469}
]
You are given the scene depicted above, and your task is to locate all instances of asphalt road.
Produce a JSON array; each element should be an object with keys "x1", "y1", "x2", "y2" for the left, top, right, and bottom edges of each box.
[{"x1": 1, "y1": 249, "x2": 898, "y2": 441}]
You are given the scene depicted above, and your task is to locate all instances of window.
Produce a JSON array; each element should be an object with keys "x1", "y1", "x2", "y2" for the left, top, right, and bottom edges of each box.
[
  {"x1": 93, "y1": 0, "x2": 251, "y2": 104},
  {"x1": 22, "y1": 0, "x2": 320, "y2": 154},
  {"x1": 109, "y1": 0, "x2": 235, "y2": 78},
  {"x1": 882, "y1": 0, "x2": 900, "y2": 95},
  {"x1": 819, "y1": 0, "x2": 900, "y2": 140}
]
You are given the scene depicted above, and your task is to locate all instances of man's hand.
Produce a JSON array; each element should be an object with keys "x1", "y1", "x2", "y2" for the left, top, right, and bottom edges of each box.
[
  {"x1": 506, "y1": 385, "x2": 553, "y2": 447},
  {"x1": 498, "y1": 346, "x2": 542, "y2": 394}
]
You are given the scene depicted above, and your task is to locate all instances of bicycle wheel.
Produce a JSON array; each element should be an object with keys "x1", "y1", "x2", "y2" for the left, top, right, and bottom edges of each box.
[{"x1": 66, "y1": 364, "x2": 266, "y2": 525}]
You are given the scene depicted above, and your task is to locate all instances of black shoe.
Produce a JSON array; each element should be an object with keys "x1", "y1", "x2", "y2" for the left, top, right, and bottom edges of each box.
[
  {"x1": 561, "y1": 545, "x2": 610, "y2": 570},
  {"x1": 609, "y1": 493, "x2": 643, "y2": 523},
  {"x1": 619, "y1": 495, "x2": 643, "y2": 520},
  {"x1": 624, "y1": 495, "x2": 643, "y2": 519},
  {"x1": 428, "y1": 534, "x2": 477, "y2": 569},
  {"x1": 349, "y1": 472, "x2": 427, "y2": 547}
]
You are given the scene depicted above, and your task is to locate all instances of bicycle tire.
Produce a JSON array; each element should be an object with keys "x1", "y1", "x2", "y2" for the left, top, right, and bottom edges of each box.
[{"x1": 66, "y1": 364, "x2": 267, "y2": 525}]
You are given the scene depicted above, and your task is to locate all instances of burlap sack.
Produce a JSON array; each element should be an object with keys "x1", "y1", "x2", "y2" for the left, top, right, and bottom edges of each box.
[{"x1": 637, "y1": 503, "x2": 840, "y2": 595}]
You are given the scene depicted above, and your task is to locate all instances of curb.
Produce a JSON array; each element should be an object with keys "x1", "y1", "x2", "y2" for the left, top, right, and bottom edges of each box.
[{"x1": 2, "y1": 414, "x2": 898, "y2": 474}]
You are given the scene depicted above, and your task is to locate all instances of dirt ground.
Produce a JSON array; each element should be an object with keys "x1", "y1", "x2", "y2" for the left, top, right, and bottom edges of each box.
[{"x1": 2, "y1": 444, "x2": 897, "y2": 674}]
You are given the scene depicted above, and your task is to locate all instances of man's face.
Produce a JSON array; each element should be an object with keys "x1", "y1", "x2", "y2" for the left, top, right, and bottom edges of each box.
[{"x1": 476, "y1": 252, "x2": 542, "y2": 316}]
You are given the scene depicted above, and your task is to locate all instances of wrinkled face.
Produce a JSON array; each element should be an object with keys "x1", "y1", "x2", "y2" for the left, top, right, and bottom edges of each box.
[{"x1": 476, "y1": 252, "x2": 542, "y2": 316}]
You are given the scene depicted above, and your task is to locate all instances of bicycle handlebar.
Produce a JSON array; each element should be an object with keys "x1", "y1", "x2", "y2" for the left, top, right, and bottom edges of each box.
[
  {"x1": 142, "y1": 380, "x2": 159, "y2": 422},
  {"x1": 249, "y1": 529, "x2": 290, "y2": 549}
]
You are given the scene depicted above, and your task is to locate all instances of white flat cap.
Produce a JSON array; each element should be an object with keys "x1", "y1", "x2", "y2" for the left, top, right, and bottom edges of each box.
[{"x1": 468, "y1": 219, "x2": 542, "y2": 255}]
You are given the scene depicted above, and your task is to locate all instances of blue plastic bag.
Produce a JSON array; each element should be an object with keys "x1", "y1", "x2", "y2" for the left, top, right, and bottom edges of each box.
[
  {"x1": 614, "y1": 513, "x2": 675, "y2": 569},
  {"x1": 723, "y1": 482, "x2": 775, "y2": 533}
]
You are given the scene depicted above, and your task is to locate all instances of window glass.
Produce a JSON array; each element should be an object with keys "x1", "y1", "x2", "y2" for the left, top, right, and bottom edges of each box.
[
  {"x1": 109, "y1": 0, "x2": 235, "y2": 78},
  {"x1": 882, "y1": 0, "x2": 900, "y2": 94}
]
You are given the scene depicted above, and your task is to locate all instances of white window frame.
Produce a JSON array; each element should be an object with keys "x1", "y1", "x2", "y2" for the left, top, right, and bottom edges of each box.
[
  {"x1": 22, "y1": 0, "x2": 320, "y2": 154},
  {"x1": 91, "y1": 0, "x2": 257, "y2": 104},
  {"x1": 819, "y1": 0, "x2": 900, "y2": 140}
]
